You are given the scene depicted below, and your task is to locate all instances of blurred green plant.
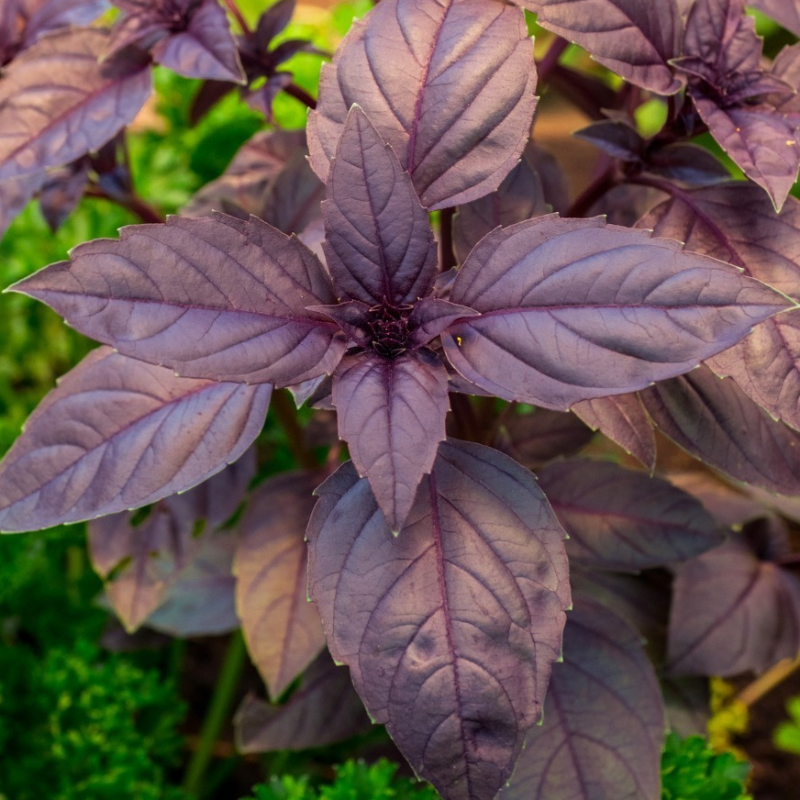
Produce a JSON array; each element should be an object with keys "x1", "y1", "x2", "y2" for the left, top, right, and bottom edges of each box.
[
  {"x1": 774, "y1": 695, "x2": 800, "y2": 755},
  {"x1": 661, "y1": 734, "x2": 752, "y2": 800}
]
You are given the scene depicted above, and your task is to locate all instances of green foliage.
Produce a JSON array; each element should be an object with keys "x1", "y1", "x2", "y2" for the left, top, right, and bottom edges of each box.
[
  {"x1": 243, "y1": 759, "x2": 440, "y2": 800},
  {"x1": 774, "y1": 696, "x2": 800, "y2": 754},
  {"x1": 661, "y1": 734, "x2": 752, "y2": 800}
]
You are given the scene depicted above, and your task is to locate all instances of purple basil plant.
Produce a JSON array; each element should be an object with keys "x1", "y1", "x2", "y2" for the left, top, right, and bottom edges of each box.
[{"x1": 5, "y1": 0, "x2": 800, "y2": 798}]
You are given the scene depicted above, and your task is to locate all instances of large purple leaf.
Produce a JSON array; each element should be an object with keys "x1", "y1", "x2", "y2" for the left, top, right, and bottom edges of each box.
[
  {"x1": 151, "y1": 0, "x2": 245, "y2": 84},
  {"x1": 667, "y1": 535, "x2": 800, "y2": 675},
  {"x1": 750, "y1": 0, "x2": 800, "y2": 37},
  {"x1": 22, "y1": 0, "x2": 108, "y2": 44},
  {"x1": 523, "y1": 0, "x2": 683, "y2": 94},
  {"x1": 0, "y1": 347, "x2": 271, "y2": 532},
  {"x1": 13, "y1": 213, "x2": 345, "y2": 386},
  {"x1": 453, "y1": 141, "x2": 550, "y2": 266},
  {"x1": 538, "y1": 459, "x2": 722, "y2": 571},
  {"x1": 236, "y1": 652, "x2": 371, "y2": 753},
  {"x1": 641, "y1": 183, "x2": 800, "y2": 432},
  {"x1": 323, "y1": 107, "x2": 437, "y2": 306},
  {"x1": 442, "y1": 215, "x2": 790, "y2": 409},
  {"x1": 0, "y1": 27, "x2": 152, "y2": 182},
  {"x1": 145, "y1": 529, "x2": 239, "y2": 637},
  {"x1": 572, "y1": 394, "x2": 656, "y2": 469},
  {"x1": 308, "y1": 0, "x2": 537, "y2": 210},
  {"x1": 640, "y1": 365, "x2": 800, "y2": 496},
  {"x1": 500, "y1": 596, "x2": 664, "y2": 800},
  {"x1": 332, "y1": 350, "x2": 449, "y2": 533},
  {"x1": 234, "y1": 472, "x2": 326, "y2": 699},
  {"x1": 307, "y1": 439, "x2": 570, "y2": 800},
  {"x1": 691, "y1": 93, "x2": 800, "y2": 212}
]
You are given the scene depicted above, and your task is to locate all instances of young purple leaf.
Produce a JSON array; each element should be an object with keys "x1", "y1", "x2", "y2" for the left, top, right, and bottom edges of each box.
[
  {"x1": 573, "y1": 117, "x2": 644, "y2": 161},
  {"x1": 151, "y1": 0, "x2": 246, "y2": 84},
  {"x1": 332, "y1": 350, "x2": 450, "y2": 533},
  {"x1": 668, "y1": 534, "x2": 800, "y2": 675},
  {"x1": 307, "y1": 439, "x2": 570, "y2": 800},
  {"x1": 236, "y1": 652, "x2": 371, "y2": 754},
  {"x1": 500, "y1": 596, "x2": 664, "y2": 800},
  {"x1": 572, "y1": 394, "x2": 656, "y2": 469},
  {"x1": 749, "y1": 0, "x2": 800, "y2": 37},
  {"x1": 13, "y1": 213, "x2": 345, "y2": 386},
  {"x1": 0, "y1": 27, "x2": 152, "y2": 182},
  {"x1": 523, "y1": 0, "x2": 684, "y2": 94},
  {"x1": 640, "y1": 366, "x2": 800, "y2": 496},
  {"x1": 443, "y1": 215, "x2": 791, "y2": 409},
  {"x1": 323, "y1": 107, "x2": 438, "y2": 306},
  {"x1": 0, "y1": 347, "x2": 271, "y2": 532},
  {"x1": 234, "y1": 471, "x2": 326, "y2": 699},
  {"x1": 642, "y1": 183, "x2": 800, "y2": 432},
  {"x1": 309, "y1": 0, "x2": 537, "y2": 210},
  {"x1": 145, "y1": 529, "x2": 239, "y2": 637},
  {"x1": 538, "y1": 459, "x2": 723, "y2": 571},
  {"x1": 646, "y1": 142, "x2": 731, "y2": 186},
  {"x1": 453, "y1": 141, "x2": 551, "y2": 265}
]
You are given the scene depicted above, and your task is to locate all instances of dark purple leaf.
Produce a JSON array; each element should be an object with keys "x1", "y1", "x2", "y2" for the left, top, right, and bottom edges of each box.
[
  {"x1": 573, "y1": 118, "x2": 644, "y2": 161},
  {"x1": 234, "y1": 472, "x2": 326, "y2": 698},
  {"x1": 0, "y1": 172, "x2": 44, "y2": 240},
  {"x1": 750, "y1": 0, "x2": 800, "y2": 37},
  {"x1": 258, "y1": 150, "x2": 324, "y2": 236},
  {"x1": 332, "y1": 350, "x2": 449, "y2": 532},
  {"x1": 646, "y1": 142, "x2": 730, "y2": 185},
  {"x1": 495, "y1": 407, "x2": 593, "y2": 469},
  {"x1": 0, "y1": 28, "x2": 152, "y2": 182},
  {"x1": 13, "y1": 213, "x2": 345, "y2": 386},
  {"x1": 307, "y1": 439, "x2": 570, "y2": 800},
  {"x1": 442, "y1": 215, "x2": 789, "y2": 409},
  {"x1": 182, "y1": 128, "x2": 306, "y2": 218},
  {"x1": 539, "y1": 459, "x2": 722, "y2": 571},
  {"x1": 245, "y1": 72, "x2": 292, "y2": 120},
  {"x1": 524, "y1": 0, "x2": 684, "y2": 94},
  {"x1": 254, "y1": 0, "x2": 295, "y2": 47},
  {"x1": 23, "y1": 0, "x2": 108, "y2": 45},
  {"x1": 38, "y1": 162, "x2": 89, "y2": 232},
  {"x1": 572, "y1": 394, "x2": 656, "y2": 469},
  {"x1": 151, "y1": 0, "x2": 245, "y2": 84},
  {"x1": 145, "y1": 529, "x2": 239, "y2": 637},
  {"x1": 0, "y1": 347, "x2": 271, "y2": 532},
  {"x1": 662, "y1": 677, "x2": 710, "y2": 737},
  {"x1": 667, "y1": 535, "x2": 800, "y2": 675},
  {"x1": 640, "y1": 365, "x2": 800, "y2": 496},
  {"x1": 453, "y1": 142, "x2": 551, "y2": 265},
  {"x1": 309, "y1": 0, "x2": 537, "y2": 210},
  {"x1": 500, "y1": 596, "x2": 664, "y2": 800},
  {"x1": 642, "y1": 183, "x2": 800, "y2": 431},
  {"x1": 235, "y1": 652, "x2": 371, "y2": 753},
  {"x1": 323, "y1": 107, "x2": 437, "y2": 306},
  {"x1": 588, "y1": 182, "x2": 666, "y2": 227},
  {"x1": 691, "y1": 93, "x2": 800, "y2": 211}
]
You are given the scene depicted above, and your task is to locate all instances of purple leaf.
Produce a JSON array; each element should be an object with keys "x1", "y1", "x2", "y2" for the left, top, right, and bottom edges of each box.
[
  {"x1": 642, "y1": 183, "x2": 800, "y2": 432},
  {"x1": 145, "y1": 529, "x2": 239, "y2": 637},
  {"x1": 0, "y1": 28, "x2": 152, "y2": 182},
  {"x1": 573, "y1": 118, "x2": 644, "y2": 161},
  {"x1": 500, "y1": 596, "x2": 664, "y2": 800},
  {"x1": 151, "y1": 0, "x2": 245, "y2": 84},
  {"x1": 667, "y1": 470, "x2": 764, "y2": 528},
  {"x1": 524, "y1": 0, "x2": 684, "y2": 94},
  {"x1": 13, "y1": 213, "x2": 346, "y2": 386},
  {"x1": 453, "y1": 141, "x2": 551, "y2": 266},
  {"x1": 307, "y1": 439, "x2": 570, "y2": 800},
  {"x1": 572, "y1": 394, "x2": 656, "y2": 469},
  {"x1": 750, "y1": 0, "x2": 800, "y2": 37},
  {"x1": 646, "y1": 142, "x2": 730, "y2": 185},
  {"x1": 0, "y1": 347, "x2": 271, "y2": 532},
  {"x1": 495, "y1": 408, "x2": 593, "y2": 469},
  {"x1": 667, "y1": 535, "x2": 800, "y2": 675},
  {"x1": 323, "y1": 107, "x2": 437, "y2": 306},
  {"x1": 0, "y1": 172, "x2": 44, "y2": 240},
  {"x1": 332, "y1": 350, "x2": 449, "y2": 533},
  {"x1": 254, "y1": 0, "x2": 295, "y2": 47},
  {"x1": 443, "y1": 215, "x2": 790, "y2": 409},
  {"x1": 259, "y1": 150, "x2": 324, "y2": 236},
  {"x1": 234, "y1": 472, "x2": 326, "y2": 698},
  {"x1": 38, "y1": 162, "x2": 89, "y2": 232},
  {"x1": 539, "y1": 459, "x2": 722, "y2": 571},
  {"x1": 691, "y1": 93, "x2": 800, "y2": 211},
  {"x1": 235, "y1": 652, "x2": 371, "y2": 753},
  {"x1": 309, "y1": 0, "x2": 537, "y2": 210},
  {"x1": 640, "y1": 365, "x2": 800, "y2": 496},
  {"x1": 23, "y1": 0, "x2": 108, "y2": 45}
]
